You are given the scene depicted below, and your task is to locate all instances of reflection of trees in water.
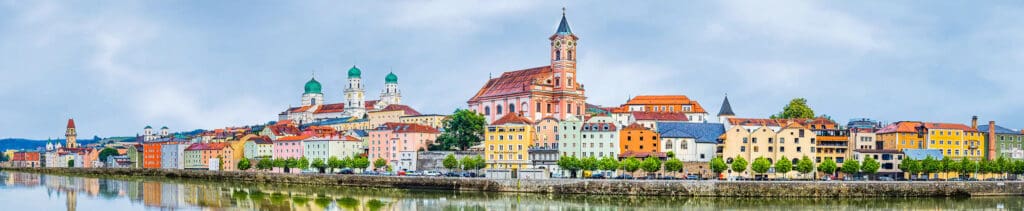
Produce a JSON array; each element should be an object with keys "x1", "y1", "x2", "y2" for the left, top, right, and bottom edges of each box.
[{"x1": 6, "y1": 171, "x2": 1024, "y2": 210}]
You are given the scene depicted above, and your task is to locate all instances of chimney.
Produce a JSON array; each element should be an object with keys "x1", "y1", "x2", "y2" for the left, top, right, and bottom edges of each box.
[
  {"x1": 988, "y1": 121, "x2": 996, "y2": 160},
  {"x1": 971, "y1": 116, "x2": 978, "y2": 130}
]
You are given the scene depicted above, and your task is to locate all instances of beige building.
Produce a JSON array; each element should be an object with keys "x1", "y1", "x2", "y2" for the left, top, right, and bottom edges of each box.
[
  {"x1": 400, "y1": 114, "x2": 447, "y2": 129},
  {"x1": 721, "y1": 123, "x2": 817, "y2": 178},
  {"x1": 850, "y1": 128, "x2": 877, "y2": 150},
  {"x1": 367, "y1": 104, "x2": 422, "y2": 129}
]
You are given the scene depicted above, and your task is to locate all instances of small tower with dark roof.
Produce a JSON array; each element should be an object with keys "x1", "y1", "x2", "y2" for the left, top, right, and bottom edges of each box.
[{"x1": 717, "y1": 95, "x2": 735, "y2": 124}]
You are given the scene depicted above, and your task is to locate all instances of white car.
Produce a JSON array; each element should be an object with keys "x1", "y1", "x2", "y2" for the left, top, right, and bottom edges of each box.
[{"x1": 423, "y1": 171, "x2": 442, "y2": 176}]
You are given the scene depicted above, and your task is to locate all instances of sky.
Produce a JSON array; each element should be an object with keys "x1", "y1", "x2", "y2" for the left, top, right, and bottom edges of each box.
[{"x1": 2, "y1": 1, "x2": 1024, "y2": 139}]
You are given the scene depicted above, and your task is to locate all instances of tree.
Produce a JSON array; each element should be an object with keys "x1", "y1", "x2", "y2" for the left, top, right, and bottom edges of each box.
[
  {"x1": 460, "y1": 156, "x2": 475, "y2": 172},
  {"x1": 373, "y1": 158, "x2": 387, "y2": 171},
  {"x1": 959, "y1": 157, "x2": 977, "y2": 179},
  {"x1": 1014, "y1": 160, "x2": 1024, "y2": 178},
  {"x1": 443, "y1": 154, "x2": 460, "y2": 172},
  {"x1": 664, "y1": 158, "x2": 684, "y2": 177},
  {"x1": 581, "y1": 156, "x2": 600, "y2": 175},
  {"x1": 751, "y1": 157, "x2": 771, "y2": 176},
  {"x1": 469, "y1": 155, "x2": 486, "y2": 171},
  {"x1": 665, "y1": 151, "x2": 676, "y2": 159},
  {"x1": 841, "y1": 159, "x2": 860, "y2": 179},
  {"x1": 621, "y1": 156, "x2": 642, "y2": 176},
  {"x1": 598, "y1": 156, "x2": 620, "y2": 176},
  {"x1": 861, "y1": 157, "x2": 880, "y2": 180},
  {"x1": 946, "y1": 158, "x2": 962, "y2": 179},
  {"x1": 272, "y1": 158, "x2": 285, "y2": 172},
  {"x1": 775, "y1": 156, "x2": 792, "y2": 179},
  {"x1": 284, "y1": 158, "x2": 298, "y2": 173},
  {"x1": 435, "y1": 109, "x2": 487, "y2": 150},
  {"x1": 352, "y1": 156, "x2": 370, "y2": 172},
  {"x1": 710, "y1": 157, "x2": 728, "y2": 180},
  {"x1": 640, "y1": 156, "x2": 662, "y2": 177},
  {"x1": 940, "y1": 157, "x2": 954, "y2": 179},
  {"x1": 98, "y1": 148, "x2": 120, "y2": 163},
  {"x1": 238, "y1": 157, "x2": 252, "y2": 171},
  {"x1": 327, "y1": 156, "x2": 342, "y2": 173},
  {"x1": 730, "y1": 156, "x2": 748, "y2": 178},
  {"x1": 770, "y1": 98, "x2": 815, "y2": 119},
  {"x1": 796, "y1": 156, "x2": 815, "y2": 179},
  {"x1": 557, "y1": 155, "x2": 582, "y2": 178},
  {"x1": 997, "y1": 156, "x2": 1013, "y2": 179},
  {"x1": 818, "y1": 158, "x2": 837, "y2": 178},
  {"x1": 311, "y1": 158, "x2": 326, "y2": 173},
  {"x1": 921, "y1": 156, "x2": 939, "y2": 180},
  {"x1": 980, "y1": 159, "x2": 998, "y2": 177},
  {"x1": 906, "y1": 159, "x2": 922, "y2": 180},
  {"x1": 342, "y1": 156, "x2": 354, "y2": 169},
  {"x1": 297, "y1": 157, "x2": 310, "y2": 171},
  {"x1": 257, "y1": 158, "x2": 273, "y2": 171}
]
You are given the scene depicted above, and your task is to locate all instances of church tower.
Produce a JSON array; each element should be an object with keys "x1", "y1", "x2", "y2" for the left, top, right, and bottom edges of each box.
[
  {"x1": 344, "y1": 66, "x2": 366, "y2": 117},
  {"x1": 301, "y1": 77, "x2": 325, "y2": 107},
  {"x1": 550, "y1": 8, "x2": 578, "y2": 92},
  {"x1": 379, "y1": 72, "x2": 401, "y2": 107},
  {"x1": 65, "y1": 118, "x2": 77, "y2": 148}
]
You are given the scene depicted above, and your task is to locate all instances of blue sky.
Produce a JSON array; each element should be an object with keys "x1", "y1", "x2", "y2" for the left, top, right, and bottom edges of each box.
[{"x1": 2, "y1": 1, "x2": 1023, "y2": 139}]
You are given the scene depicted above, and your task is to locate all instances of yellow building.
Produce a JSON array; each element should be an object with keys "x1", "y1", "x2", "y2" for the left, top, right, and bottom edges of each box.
[
  {"x1": 876, "y1": 121, "x2": 926, "y2": 150},
  {"x1": 484, "y1": 114, "x2": 535, "y2": 170},
  {"x1": 720, "y1": 121, "x2": 816, "y2": 178},
  {"x1": 367, "y1": 104, "x2": 421, "y2": 128},
  {"x1": 877, "y1": 121, "x2": 986, "y2": 161},
  {"x1": 400, "y1": 114, "x2": 448, "y2": 129}
]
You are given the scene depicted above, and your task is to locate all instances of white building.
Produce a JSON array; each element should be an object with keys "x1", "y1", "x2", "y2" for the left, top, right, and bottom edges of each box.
[{"x1": 657, "y1": 122, "x2": 725, "y2": 162}]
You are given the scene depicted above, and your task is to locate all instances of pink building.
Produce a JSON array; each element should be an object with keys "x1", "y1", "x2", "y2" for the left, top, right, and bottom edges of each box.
[
  {"x1": 535, "y1": 117, "x2": 560, "y2": 148},
  {"x1": 368, "y1": 123, "x2": 440, "y2": 166},
  {"x1": 273, "y1": 135, "x2": 310, "y2": 159}
]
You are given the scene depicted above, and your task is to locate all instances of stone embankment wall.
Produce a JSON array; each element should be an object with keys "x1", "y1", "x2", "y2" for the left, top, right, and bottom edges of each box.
[{"x1": 5, "y1": 167, "x2": 1024, "y2": 197}]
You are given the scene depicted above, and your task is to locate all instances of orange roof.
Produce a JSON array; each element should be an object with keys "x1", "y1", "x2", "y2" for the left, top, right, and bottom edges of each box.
[
  {"x1": 727, "y1": 118, "x2": 781, "y2": 127},
  {"x1": 491, "y1": 113, "x2": 534, "y2": 125},
  {"x1": 377, "y1": 122, "x2": 441, "y2": 134},
  {"x1": 876, "y1": 121, "x2": 923, "y2": 134},
  {"x1": 924, "y1": 122, "x2": 978, "y2": 132},
  {"x1": 277, "y1": 134, "x2": 312, "y2": 141},
  {"x1": 632, "y1": 112, "x2": 689, "y2": 122},
  {"x1": 468, "y1": 66, "x2": 551, "y2": 102},
  {"x1": 314, "y1": 103, "x2": 346, "y2": 114},
  {"x1": 617, "y1": 95, "x2": 707, "y2": 113}
]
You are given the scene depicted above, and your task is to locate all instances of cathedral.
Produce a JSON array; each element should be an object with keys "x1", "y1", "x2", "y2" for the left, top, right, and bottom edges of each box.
[
  {"x1": 467, "y1": 10, "x2": 587, "y2": 123},
  {"x1": 279, "y1": 66, "x2": 402, "y2": 124}
]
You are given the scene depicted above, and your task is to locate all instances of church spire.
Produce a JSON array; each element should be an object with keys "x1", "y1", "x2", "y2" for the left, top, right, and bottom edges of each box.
[
  {"x1": 718, "y1": 95, "x2": 735, "y2": 116},
  {"x1": 556, "y1": 7, "x2": 572, "y2": 35}
]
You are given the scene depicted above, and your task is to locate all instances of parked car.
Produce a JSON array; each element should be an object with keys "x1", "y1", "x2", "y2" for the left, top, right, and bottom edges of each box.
[
  {"x1": 406, "y1": 171, "x2": 423, "y2": 176},
  {"x1": 686, "y1": 175, "x2": 701, "y2": 180},
  {"x1": 460, "y1": 172, "x2": 477, "y2": 177},
  {"x1": 614, "y1": 174, "x2": 634, "y2": 179},
  {"x1": 589, "y1": 173, "x2": 607, "y2": 179},
  {"x1": 423, "y1": 171, "x2": 442, "y2": 176},
  {"x1": 445, "y1": 172, "x2": 461, "y2": 177},
  {"x1": 948, "y1": 178, "x2": 963, "y2": 181},
  {"x1": 878, "y1": 176, "x2": 894, "y2": 181},
  {"x1": 338, "y1": 169, "x2": 354, "y2": 174},
  {"x1": 659, "y1": 176, "x2": 678, "y2": 180},
  {"x1": 639, "y1": 175, "x2": 658, "y2": 180},
  {"x1": 362, "y1": 170, "x2": 378, "y2": 175}
]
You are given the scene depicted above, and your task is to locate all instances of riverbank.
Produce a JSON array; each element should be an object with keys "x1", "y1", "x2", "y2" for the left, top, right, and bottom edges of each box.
[{"x1": 4, "y1": 167, "x2": 1024, "y2": 197}]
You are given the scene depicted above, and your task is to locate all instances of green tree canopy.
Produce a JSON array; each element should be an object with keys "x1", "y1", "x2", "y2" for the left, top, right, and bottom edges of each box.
[
  {"x1": 731, "y1": 156, "x2": 748, "y2": 175},
  {"x1": 98, "y1": 148, "x2": 120, "y2": 162},
  {"x1": 997, "y1": 156, "x2": 1013, "y2": 177},
  {"x1": 443, "y1": 154, "x2": 459, "y2": 171},
  {"x1": 842, "y1": 159, "x2": 860, "y2": 176},
  {"x1": 921, "y1": 156, "x2": 939, "y2": 178},
  {"x1": 751, "y1": 157, "x2": 771, "y2": 175},
  {"x1": 621, "y1": 157, "x2": 642, "y2": 174},
  {"x1": 770, "y1": 98, "x2": 815, "y2": 119},
  {"x1": 940, "y1": 156, "x2": 954, "y2": 177},
  {"x1": 818, "y1": 158, "x2": 837, "y2": 175},
  {"x1": 311, "y1": 158, "x2": 326, "y2": 172},
  {"x1": 861, "y1": 157, "x2": 880, "y2": 177},
  {"x1": 257, "y1": 158, "x2": 273, "y2": 171},
  {"x1": 640, "y1": 156, "x2": 662, "y2": 176},
  {"x1": 581, "y1": 156, "x2": 600, "y2": 172},
  {"x1": 436, "y1": 109, "x2": 486, "y2": 150},
  {"x1": 710, "y1": 157, "x2": 728, "y2": 176},
  {"x1": 598, "y1": 156, "x2": 620, "y2": 173},
  {"x1": 460, "y1": 156, "x2": 476, "y2": 171},
  {"x1": 297, "y1": 157, "x2": 310, "y2": 171},
  {"x1": 470, "y1": 155, "x2": 486, "y2": 170},
  {"x1": 796, "y1": 156, "x2": 815, "y2": 178},
  {"x1": 327, "y1": 156, "x2": 343, "y2": 172},
  {"x1": 557, "y1": 155, "x2": 582, "y2": 178},
  {"x1": 352, "y1": 156, "x2": 370, "y2": 172},
  {"x1": 238, "y1": 157, "x2": 252, "y2": 171},
  {"x1": 775, "y1": 156, "x2": 792, "y2": 178},
  {"x1": 373, "y1": 158, "x2": 387, "y2": 171},
  {"x1": 664, "y1": 158, "x2": 684, "y2": 175}
]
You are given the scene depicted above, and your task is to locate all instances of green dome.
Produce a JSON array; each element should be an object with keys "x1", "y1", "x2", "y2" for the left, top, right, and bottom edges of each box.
[
  {"x1": 348, "y1": 66, "x2": 362, "y2": 78},
  {"x1": 304, "y1": 77, "x2": 322, "y2": 94},
  {"x1": 385, "y1": 72, "x2": 398, "y2": 84}
]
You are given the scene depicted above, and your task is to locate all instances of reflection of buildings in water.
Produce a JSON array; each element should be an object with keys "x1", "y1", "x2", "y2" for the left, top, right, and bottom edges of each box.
[
  {"x1": 142, "y1": 182, "x2": 162, "y2": 207},
  {"x1": 3, "y1": 172, "x2": 41, "y2": 186},
  {"x1": 65, "y1": 189, "x2": 77, "y2": 211},
  {"x1": 160, "y1": 183, "x2": 185, "y2": 209}
]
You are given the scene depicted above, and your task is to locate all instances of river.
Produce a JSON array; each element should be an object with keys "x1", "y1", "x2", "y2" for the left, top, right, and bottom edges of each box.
[{"x1": 0, "y1": 171, "x2": 1022, "y2": 210}]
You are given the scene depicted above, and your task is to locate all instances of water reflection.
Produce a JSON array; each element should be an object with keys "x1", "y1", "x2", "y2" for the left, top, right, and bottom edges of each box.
[{"x1": 1, "y1": 170, "x2": 1022, "y2": 210}]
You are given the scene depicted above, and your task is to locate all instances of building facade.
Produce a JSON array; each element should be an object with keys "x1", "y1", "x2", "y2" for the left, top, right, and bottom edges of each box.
[
  {"x1": 367, "y1": 123, "x2": 440, "y2": 167},
  {"x1": 619, "y1": 123, "x2": 660, "y2": 155},
  {"x1": 657, "y1": 122, "x2": 725, "y2": 162},
  {"x1": 978, "y1": 121, "x2": 1024, "y2": 160},
  {"x1": 484, "y1": 114, "x2": 536, "y2": 170},
  {"x1": 579, "y1": 116, "x2": 619, "y2": 158},
  {"x1": 720, "y1": 123, "x2": 817, "y2": 178},
  {"x1": 610, "y1": 95, "x2": 709, "y2": 123}
]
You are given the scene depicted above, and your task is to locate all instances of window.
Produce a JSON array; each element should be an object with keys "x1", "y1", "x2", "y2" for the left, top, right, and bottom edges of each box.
[
  {"x1": 780, "y1": 147, "x2": 785, "y2": 152},
  {"x1": 768, "y1": 138, "x2": 773, "y2": 143},
  {"x1": 547, "y1": 104, "x2": 552, "y2": 113},
  {"x1": 555, "y1": 50, "x2": 561, "y2": 60},
  {"x1": 752, "y1": 138, "x2": 758, "y2": 144},
  {"x1": 484, "y1": 106, "x2": 491, "y2": 115},
  {"x1": 743, "y1": 138, "x2": 748, "y2": 144},
  {"x1": 740, "y1": 146, "x2": 746, "y2": 152},
  {"x1": 509, "y1": 104, "x2": 515, "y2": 114},
  {"x1": 796, "y1": 147, "x2": 802, "y2": 152},
  {"x1": 568, "y1": 50, "x2": 573, "y2": 60},
  {"x1": 780, "y1": 138, "x2": 785, "y2": 144},
  {"x1": 497, "y1": 105, "x2": 503, "y2": 115}
]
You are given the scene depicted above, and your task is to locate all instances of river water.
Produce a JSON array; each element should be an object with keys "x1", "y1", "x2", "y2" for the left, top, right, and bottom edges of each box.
[{"x1": 1, "y1": 171, "x2": 1022, "y2": 210}]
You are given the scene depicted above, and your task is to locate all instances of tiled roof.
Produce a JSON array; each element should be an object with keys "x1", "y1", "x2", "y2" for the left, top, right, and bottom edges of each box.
[
  {"x1": 977, "y1": 124, "x2": 1020, "y2": 135},
  {"x1": 632, "y1": 112, "x2": 689, "y2": 122},
  {"x1": 350, "y1": 129, "x2": 368, "y2": 137},
  {"x1": 376, "y1": 122, "x2": 440, "y2": 134},
  {"x1": 184, "y1": 142, "x2": 230, "y2": 151},
  {"x1": 381, "y1": 104, "x2": 422, "y2": 116},
  {"x1": 67, "y1": 119, "x2": 76, "y2": 129},
  {"x1": 617, "y1": 151, "x2": 667, "y2": 159},
  {"x1": 314, "y1": 103, "x2": 346, "y2": 114},
  {"x1": 718, "y1": 96, "x2": 734, "y2": 116},
  {"x1": 903, "y1": 149, "x2": 943, "y2": 160},
  {"x1": 876, "y1": 121, "x2": 922, "y2": 134},
  {"x1": 267, "y1": 125, "x2": 301, "y2": 136},
  {"x1": 468, "y1": 66, "x2": 551, "y2": 102},
  {"x1": 581, "y1": 122, "x2": 617, "y2": 132},
  {"x1": 656, "y1": 122, "x2": 725, "y2": 143},
  {"x1": 288, "y1": 106, "x2": 313, "y2": 113},
  {"x1": 491, "y1": 113, "x2": 535, "y2": 125},
  {"x1": 727, "y1": 118, "x2": 780, "y2": 127},
  {"x1": 619, "y1": 95, "x2": 707, "y2": 113},
  {"x1": 923, "y1": 122, "x2": 977, "y2": 132},
  {"x1": 622, "y1": 123, "x2": 649, "y2": 130},
  {"x1": 277, "y1": 135, "x2": 312, "y2": 141},
  {"x1": 250, "y1": 136, "x2": 273, "y2": 145},
  {"x1": 365, "y1": 100, "x2": 379, "y2": 110}
]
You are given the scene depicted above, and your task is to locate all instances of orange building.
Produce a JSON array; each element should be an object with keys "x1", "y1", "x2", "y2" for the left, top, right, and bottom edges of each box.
[
  {"x1": 610, "y1": 95, "x2": 709, "y2": 122},
  {"x1": 876, "y1": 121, "x2": 926, "y2": 150},
  {"x1": 142, "y1": 142, "x2": 164, "y2": 169},
  {"x1": 620, "y1": 123, "x2": 660, "y2": 155}
]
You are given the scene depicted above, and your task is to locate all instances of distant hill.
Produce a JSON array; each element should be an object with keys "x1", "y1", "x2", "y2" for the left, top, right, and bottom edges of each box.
[{"x1": 0, "y1": 137, "x2": 131, "y2": 152}]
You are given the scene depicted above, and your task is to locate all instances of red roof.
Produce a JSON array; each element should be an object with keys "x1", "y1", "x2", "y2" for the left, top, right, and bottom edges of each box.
[
  {"x1": 613, "y1": 95, "x2": 707, "y2": 113},
  {"x1": 491, "y1": 113, "x2": 534, "y2": 125},
  {"x1": 622, "y1": 123, "x2": 649, "y2": 130},
  {"x1": 876, "y1": 121, "x2": 923, "y2": 134},
  {"x1": 378, "y1": 122, "x2": 440, "y2": 134},
  {"x1": 468, "y1": 66, "x2": 551, "y2": 102},
  {"x1": 67, "y1": 119, "x2": 76, "y2": 129},
  {"x1": 365, "y1": 100, "x2": 379, "y2": 110},
  {"x1": 184, "y1": 142, "x2": 230, "y2": 151},
  {"x1": 632, "y1": 112, "x2": 689, "y2": 122},
  {"x1": 581, "y1": 122, "x2": 617, "y2": 131},
  {"x1": 277, "y1": 135, "x2": 313, "y2": 141},
  {"x1": 314, "y1": 103, "x2": 346, "y2": 114},
  {"x1": 267, "y1": 125, "x2": 301, "y2": 136},
  {"x1": 727, "y1": 118, "x2": 781, "y2": 127},
  {"x1": 380, "y1": 104, "x2": 421, "y2": 116},
  {"x1": 924, "y1": 122, "x2": 978, "y2": 132}
]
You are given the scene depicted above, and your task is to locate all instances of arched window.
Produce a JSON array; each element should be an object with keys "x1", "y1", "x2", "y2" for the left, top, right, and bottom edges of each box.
[
  {"x1": 536, "y1": 102, "x2": 542, "y2": 112},
  {"x1": 310, "y1": 98, "x2": 316, "y2": 105},
  {"x1": 484, "y1": 106, "x2": 491, "y2": 115},
  {"x1": 554, "y1": 77, "x2": 560, "y2": 86},
  {"x1": 508, "y1": 103, "x2": 515, "y2": 114},
  {"x1": 568, "y1": 50, "x2": 573, "y2": 60},
  {"x1": 555, "y1": 50, "x2": 561, "y2": 60},
  {"x1": 567, "y1": 104, "x2": 572, "y2": 114},
  {"x1": 496, "y1": 105, "x2": 503, "y2": 115},
  {"x1": 522, "y1": 102, "x2": 529, "y2": 113}
]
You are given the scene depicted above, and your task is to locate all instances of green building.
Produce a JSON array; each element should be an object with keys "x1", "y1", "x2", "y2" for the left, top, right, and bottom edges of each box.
[{"x1": 978, "y1": 123, "x2": 1024, "y2": 160}]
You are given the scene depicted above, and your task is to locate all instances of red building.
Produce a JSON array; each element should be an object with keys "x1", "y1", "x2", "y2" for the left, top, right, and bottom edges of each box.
[
  {"x1": 142, "y1": 142, "x2": 163, "y2": 169},
  {"x1": 11, "y1": 152, "x2": 41, "y2": 167},
  {"x1": 467, "y1": 11, "x2": 586, "y2": 123}
]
